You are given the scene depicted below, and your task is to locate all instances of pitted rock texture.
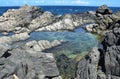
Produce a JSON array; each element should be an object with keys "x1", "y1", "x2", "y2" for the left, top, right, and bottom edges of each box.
[
  {"x1": 0, "y1": 48, "x2": 61, "y2": 79},
  {"x1": 76, "y1": 26, "x2": 120, "y2": 79}
]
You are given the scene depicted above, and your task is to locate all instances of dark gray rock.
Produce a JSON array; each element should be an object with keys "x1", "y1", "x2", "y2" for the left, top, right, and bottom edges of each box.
[
  {"x1": 0, "y1": 45, "x2": 11, "y2": 57},
  {"x1": 97, "y1": 66, "x2": 106, "y2": 79},
  {"x1": 76, "y1": 47, "x2": 100, "y2": 79},
  {"x1": 102, "y1": 27, "x2": 120, "y2": 79},
  {"x1": 105, "y1": 46, "x2": 120, "y2": 79},
  {"x1": 105, "y1": 27, "x2": 120, "y2": 46},
  {"x1": 96, "y1": 5, "x2": 112, "y2": 14},
  {"x1": 0, "y1": 48, "x2": 60, "y2": 79}
]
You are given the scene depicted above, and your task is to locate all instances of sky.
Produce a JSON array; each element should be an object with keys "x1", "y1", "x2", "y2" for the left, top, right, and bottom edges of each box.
[{"x1": 0, "y1": 0, "x2": 120, "y2": 7}]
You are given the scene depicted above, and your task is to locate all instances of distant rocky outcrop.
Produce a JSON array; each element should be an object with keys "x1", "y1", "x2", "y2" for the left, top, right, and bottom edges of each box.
[
  {"x1": 96, "y1": 4, "x2": 112, "y2": 14},
  {"x1": 85, "y1": 5, "x2": 120, "y2": 35}
]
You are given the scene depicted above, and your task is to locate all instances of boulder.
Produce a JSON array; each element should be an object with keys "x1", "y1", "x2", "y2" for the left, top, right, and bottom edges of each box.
[
  {"x1": 105, "y1": 46, "x2": 120, "y2": 78},
  {"x1": 0, "y1": 48, "x2": 60, "y2": 79},
  {"x1": 102, "y1": 27, "x2": 120, "y2": 47},
  {"x1": 0, "y1": 5, "x2": 43, "y2": 33},
  {"x1": 96, "y1": 5, "x2": 112, "y2": 14},
  {"x1": 102, "y1": 27, "x2": 120, "y2": 79}
]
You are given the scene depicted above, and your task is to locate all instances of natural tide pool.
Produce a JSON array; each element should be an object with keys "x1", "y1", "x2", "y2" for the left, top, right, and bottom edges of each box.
[
  {"x1": 0, "y1": 28, "x2": 98, "y2": 54},
  {"x1": 30, "y1": 27, "x2": 99, "y2": 78},
  {"x1": 0, "y1": 27, "x2": 99, "y2": 79},
  {"x1": 30, "y1": 28, "x2": 98, "y2": 54}
]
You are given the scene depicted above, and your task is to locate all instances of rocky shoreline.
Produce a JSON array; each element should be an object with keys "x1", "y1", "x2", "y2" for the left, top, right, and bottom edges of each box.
[{"x1": 0, "y1": 4, "x2": 120, "y2": 79}]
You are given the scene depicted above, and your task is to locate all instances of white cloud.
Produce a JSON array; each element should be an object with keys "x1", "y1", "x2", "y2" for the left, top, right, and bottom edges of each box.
[
  {"x1": 35, "y1": 0, "x2": 45, "y2": 3},
  {"x1": 72, "y1": 0, "x2": 89, "y2": 5},
  {"x1": 55, "y1": 0, "x2": 65, "y2": 4},
  {"x1": 54, "y1": 0, "x2": 89, "y2": 5}
]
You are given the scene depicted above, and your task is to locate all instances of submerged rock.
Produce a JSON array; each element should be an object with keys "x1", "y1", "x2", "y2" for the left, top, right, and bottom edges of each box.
[{"x1": 23, "y1": 40, "x2": 62, "y2": 52}]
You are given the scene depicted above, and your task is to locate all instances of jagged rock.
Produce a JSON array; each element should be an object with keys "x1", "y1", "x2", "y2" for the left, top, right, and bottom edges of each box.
[
  {"x1": 11, "y1": 32, "x2": 30, "y2": 42},
  {"x1": 76, "y1": 47, "x2": 100, "y2": 79},
  {"x1": 0, "y1": 5, "x2": 43, "y2": 32},
  {"x1": 36, "y1": 13, "x2": 96, "y2": 31},
  {"x1": 0, "y1": 48, "x2": 60, "y2": 79},
  {"x1": 88, "y1": 13, "x2": 120, "y2": 35},
  {"x1": 105, "y1": 46, "x2": 120, "y2": 79},
  {"x1": 28, "y1": 11, "x2": 59, "y2": 31},
  {"x1": 102, "y1": 27, "x2": 120, "y2": 79},
  {"x1": 85, "y1": 24, "x2": 98, "y2": 32},
  {"x1": 103, "y1": 27, "x2": 120, "y2": 47},
  {"x1": 76, "y1": 25, "x2": 120, "y2": 79},
  {"x1": 97, "y1": 66, "x2": 106, "y2": 79},
  {"x1": 96, "y1": 5, "x2": 112, "y2": 14},
  {"x1": 0, "y1": 5, "x2": 96, "y2": 33}
]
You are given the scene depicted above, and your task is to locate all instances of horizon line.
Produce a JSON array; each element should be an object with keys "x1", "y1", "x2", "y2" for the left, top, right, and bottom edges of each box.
[{"x1": 0, "y1": 5, "x2": 120, "y2": 8}]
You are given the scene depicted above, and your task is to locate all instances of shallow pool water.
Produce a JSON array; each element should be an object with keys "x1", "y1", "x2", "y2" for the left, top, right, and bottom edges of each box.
[
  {"x1": 0, "y1": 27, "x2": 98, "y2": 53},
  {"x1": 30, "y1": 28, "x2": 98, "y2": 53}
]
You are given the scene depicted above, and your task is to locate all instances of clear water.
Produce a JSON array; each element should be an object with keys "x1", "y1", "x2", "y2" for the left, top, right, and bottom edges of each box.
[{"x1": 30, "y1": 28, "x2": 98, "y2": 53}]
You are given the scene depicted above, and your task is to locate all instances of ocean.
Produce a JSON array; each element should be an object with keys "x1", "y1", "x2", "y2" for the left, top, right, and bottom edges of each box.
[{"x1": 0, "y1": 6, "x2": 120, "y2": 15}]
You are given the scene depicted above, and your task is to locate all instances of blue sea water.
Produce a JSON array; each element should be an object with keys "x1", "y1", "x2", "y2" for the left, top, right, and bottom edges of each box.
[
  {"x1": 0, "y1": 6, "x2": 119, "y2": 53},
  {"x1": 0, "y1": 6, "x2": 120, "y2": 15}
]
